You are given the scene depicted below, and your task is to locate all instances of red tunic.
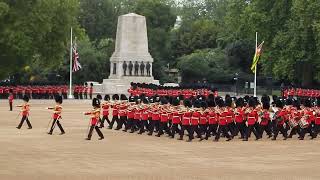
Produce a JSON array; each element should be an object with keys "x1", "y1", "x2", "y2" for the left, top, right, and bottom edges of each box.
[
  {"x1": 171, "y1": 111, "x2": 181, "y2": 124},
  {"x1": 102, "y1": 104, "x2": 109, "y2": 116},
  {"x1": 112, "y1": 105, "x2": 119, "y2": 116},
  {"x1": 127, "y1": 109, "x2": 134, "y2": 119},
  {"x1": 260, "y1": 111, "x2": 270, "y2": 126},
  {"x1": 182, "y1": 111, "x2": 191, "y2": 125},
  {"x1": 247, "y1": 110, "x2": 257, "y2": 125},
  {"x1": 199, "y1": 113, "x2": 208, "y2": 125},
  {"x1": 160, "y1": 111, "x2": 169, "y2": 122},
  {"x1": 141, "y1": 109, "x2": 149, "y2": 121},
  {"x1": 234, "y1": 108, "x2": 244, "y2": 123},
  {"x1": 208, "y1": 111, "x2": 217, "y2": 124},
  {"x1": 218, "y1": 111, "x2": 227, "y2": 125},
  {"x1": 225, "y1": 108, "x2": 234, "y2": 124},
  {"x1": 191, "y1": 111, "x2": 200, "y2": 125}
]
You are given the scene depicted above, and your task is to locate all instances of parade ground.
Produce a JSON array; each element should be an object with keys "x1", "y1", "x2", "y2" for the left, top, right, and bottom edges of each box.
[{"x1": 0, "y1": 100, "x2": 320, "y2": 180}]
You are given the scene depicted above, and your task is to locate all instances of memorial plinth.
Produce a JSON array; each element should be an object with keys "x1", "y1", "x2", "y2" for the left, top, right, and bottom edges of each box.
[{"x1": 93, "y1": 13, "x2": 159, "y2": 95}]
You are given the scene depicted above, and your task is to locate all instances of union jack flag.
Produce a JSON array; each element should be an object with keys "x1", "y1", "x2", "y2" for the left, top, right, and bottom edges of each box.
[{"x1": 72, "y1": 41, "x2": 82, "y2": 72}]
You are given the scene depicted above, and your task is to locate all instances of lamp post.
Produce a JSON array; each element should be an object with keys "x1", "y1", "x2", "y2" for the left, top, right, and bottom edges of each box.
[{"x1": 233, "y1": 73, "x2": 239, "y2": 96}]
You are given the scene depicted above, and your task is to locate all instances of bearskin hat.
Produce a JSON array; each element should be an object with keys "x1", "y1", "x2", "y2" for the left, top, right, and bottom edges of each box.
[
  {"x1": 160, "y1": 97, "x2": 168, "y2": 105},
  {"x1": 22, "y1": 95, "x2": 29, "y2": 102},
  {"x1": 236, "y1": 98, "x2": 244, "y2": 108},
  {"x1": 149, "y1": 97, "x2": 154, "y2": 103},
  {"x1": 178, "y1": 94, "x2": 184, "y2": 101},
  {"x1": 207, "y1": 99, "x2": 216, "y2": 107},
  {"x1": 201, "y1": 101, "x2": 208, "y2": 109},
  {"x1": 304, "y1": 99, "x2": 312, "y2": 108},
  {"x1": 275, "y1": 99, "x2": 283, "y2": 108},
  {"x1": 54, "y1": 95, "x2": 63, "y2": 104},
  {"x1": 120, "y1": 94, "x2": 128, "y2": 101},
  {"x1": 208, "y1": 94, "x2": 214, "y2": 100},
  {"x1": 104, "y1": 95, "x2": 110, "y2": 101},
  {"x1": 9, "y1": 89, "x2": 13, "y2": 93},
  {"x1": 129, "y1": 96, "x2": 135, "y2": 102},
  {"x1": 142, "y1": 97, "x2": 149, "y2": 104},
  {"x1": 184, "y1": 99, "x2": 192, "y2": 108},
  {"x1": 92, "y1": 98, "x2": 100, "y2": 108},
  {"x1": 216, "y1": 98, "x2": 225, "y2": 107},
  {"x1": 286, "y1": 98, "x2": 293, "y2": 106},
  {"x1": 262, "y1": 101, "x2": 270, "y2": 110},
  {"x1": 112, "y1": 94, "x2": 119, "y2": 100},
  {"x1": 172, "y1": 98, "x2": 179, "y2": 106},
  {"x1": 248, "y1": 97, "x2": 256, "y2": 108},
  {"x1": 193, "y1": 99, "x2": 201, "y2": 108},
  {"x1": 261, "y1": 94, "x2": 270, "y2": 104},
  {"x1": 317, "y1": 98, "x2": 320, "y2": 107},
  {"x1": 225, "y1": 97, "x2": 232, "y2": 107},
  {"x1": 96, "y1": 94, "x2": 102, "y2": 100}
]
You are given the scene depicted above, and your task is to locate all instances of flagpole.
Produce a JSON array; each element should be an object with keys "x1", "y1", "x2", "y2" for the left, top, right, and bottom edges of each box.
[
  {"x1": 254, "y1": 32, "x2": 258, "y2": 97},
  {"x1": 68, "y1": 27, "x2": 74, "y2": 99}
]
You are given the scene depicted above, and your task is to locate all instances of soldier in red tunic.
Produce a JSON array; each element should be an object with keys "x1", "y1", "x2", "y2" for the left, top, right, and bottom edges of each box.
[
  {"x1": 109, "y1": 94, "x2": 120, "y2": 129},
  {"x1": 138, "y1": 98, "x2": 149, "y2": 134},
  {"x1": 100, "y1": 95, "x2": 110, "y2": 128},
  {"x1": 178, "y1": 99, "x2": 193, "y2": 142},
  {"x1": 312, "y1": 99, "x2": 320, "y2": 138},
  {"x1": 204, "y1": 99, "x2": 218, "y2": 140},
  {"x1": 47, "y1": 95, "x2": 65, "y2": 135},
  {"x1": 16, "y1": 95, "x2": 32, "y2": 129},
  {"x1": 259, "y1": 97, "x2": 272, "y2": 138},
  {"x1": 8, "y1": 89, "x2": 14, "y2": 111},
  {"x1": 234, "y1": 98, "x2": 245, "y2": 139},
  {"x1": 214, "y1": 98, "x2": 232, "y2": 141},
  {"x1": 116, "y1": 95, "x2": 128, "y2": 130},
  {"x1": 271, "y1": 99, "x2": 288, "y2": 140},
  {"x1": 84, "y1": 98, "x2": 104, "y2": 140},
  {"x1": 170, "y1": 98, "x2": 181, "y2": 138},
  {"x1": 299, "y1": 99, "x2": 315, "y2": 140},
  {"x1": 243, "y1": 98, "x2": 260, "y2": 141}
]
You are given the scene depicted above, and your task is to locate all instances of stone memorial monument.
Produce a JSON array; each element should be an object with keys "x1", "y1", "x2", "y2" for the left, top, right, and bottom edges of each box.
[{"x1": 93, "y1": 13, "x2": 159, "y2": 95}]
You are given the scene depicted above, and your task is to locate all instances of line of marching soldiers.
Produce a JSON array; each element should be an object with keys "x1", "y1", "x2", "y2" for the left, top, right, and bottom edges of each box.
[
  {"x1": 98, "y1": 94, "x2": 320, "y2": 141},
  {"x1": 282, "y1": 87, "x2": 320, "y2": 98},
  {"x1": 13, "y1": 92, "x2": 320, "y2": 142}
]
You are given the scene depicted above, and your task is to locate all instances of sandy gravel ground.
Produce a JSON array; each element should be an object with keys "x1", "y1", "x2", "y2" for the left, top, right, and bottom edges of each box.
[{"x1": 0, "y1": 99, "x2": 320, "y2": 180}]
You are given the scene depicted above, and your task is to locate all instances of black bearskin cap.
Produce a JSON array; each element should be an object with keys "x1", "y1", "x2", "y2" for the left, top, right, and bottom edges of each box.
[
  {"x1": 112, "y1": 94, "x2": 119, "y2": 100},
  {"x1": 207, "y1": 99, "x2": 216, "y2": 107},
  {"x1": 201, "y1": 101, "x2": 208, "y2": 109},
  {"x1": 236, "y1": 98, "x2": 244, "y2": 108},
  {"x1": 92, "y1": 98, "x2": 100, "y2": 108},
  {"x1": 248, "y1": 98, "x2": 256, "y2": 108},
  {"x1": 275, "y1": 99, "x2": 283, "y2": 108},
  {"x1": 184, "y1": 99, "x2": 192, "y2": 108},
  {"x1": 216, "y1": 98, "x2": 225, "y2": 107},
  {"x1": 96, "y1": 94, "x2": 102, "y2": 100},
  {"x1": 286, "y1": 98, "x2": 293, "y2": 106},
  {"x1": 172, "y1": 98, "x2": 179, "y2": 106},
  {"x1": 262, "y1": 101, "x2": 270, "y2": 110},
  {"x1": 304, "y1": 99, "x2": 312, "y2": 108},
  {"x1": 120, "y1": 94, "x2": 128, "y2": 101},
  {"x1": 225, "y1": 97, "x2": 232, "y2": 107},
  {"x1": 261, "y1": 94, "x2": 270, "y2": 104},
  {"x1": 193, "y1": 99, "x2": 201, "y2": 108},
  {"x1": 23, "y1": 95, "x2": 29, "y2": 102},
  {"x1": 55, "y1": 95, "x2": 63, "y2": 104},
  {"x1": 104, "y1": 95, "x2": 110, "y2": 101}
]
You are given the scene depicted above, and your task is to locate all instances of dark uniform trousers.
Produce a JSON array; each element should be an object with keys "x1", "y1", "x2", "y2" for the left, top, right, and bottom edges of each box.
[
  {"x1": 244, "y1": 125, "x2": 259, "y2": 140},
  {"x1": 157, "y1": 122, "x2": 169, "y2": 136},
  {"x1": 87, "y1": 125, "x2": 104, "y2": 139},
  {"x1": 139, "y1": 120, "x2": 148, "y2": 134},
  {"x1": 235, "y1": 122, "x2": 245, "y2": 138},
  {"x1": 9, "y1": 102, "x2": 13, "y2": 111},
  {"x1": 124, "y1": 118, "x2": 133, "y2": 132},
  {"x1": 116, "y1": 116, "x2": 127, "y2": 130},
  {"x1": 205, "y1": 124, "x2": 218, "y2": 139},
  {"x1": 179, "y1": 125, "x2": 193, "y2": 141},
  {"x1": 109, "y1": 115, "x2": 118, "y2": 129},
  {"x1": 170, "y1": 123, "x2": 180, "y2": 138},
  {"x1": 17, "y1": 116, "x2": 32, "y2": 129},
  {"x1": 215, "y1": 125, "x2": 231, "y2": 141},
  {"x1": 49, "y1": 119, "x2": 65, "y2": 133},
  {"x1": 100, "y1": 115, "x2": 110, "y2": 128},
  {"x1": 273, "y1": 124, "x2": 288, "y2": 139}
]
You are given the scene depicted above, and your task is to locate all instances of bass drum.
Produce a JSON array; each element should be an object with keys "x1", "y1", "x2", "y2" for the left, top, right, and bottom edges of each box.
[
  {"x1": 288, "y1": 119, "x2": 298, "y2": 128},
  {"x1": 298, "y1": 117, "x2": 309, "y2": 129}
]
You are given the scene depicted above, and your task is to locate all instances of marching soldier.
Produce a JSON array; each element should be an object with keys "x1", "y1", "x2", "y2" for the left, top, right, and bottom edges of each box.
[
  {"x1": 84, "y1": 98, "x2": 104, "y2": 140},
  {"x1": 47, "y1": 95, "x2": 65, "y2": 135},
  {"x1": 214, "y1": 98, "x2": 232, "y2": 142},
  {"x1": 16, "y1": 95, "x2": 32, "y2": 129},
  {"x1": 271, "y1": 99, "x2": 288, "y2": 140},
  {"x1": 8, "y1": 89, "x2": 14, "y2": 111},
  {"x1": 243, "y1": 98, "x2": 260, "y2": 141},
  {"x1": 100, "y1": 95, "x2": 110, "y2": 128},
  {"x1": 178, "y1": 99, "x2": 193, "y2": 142}
]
